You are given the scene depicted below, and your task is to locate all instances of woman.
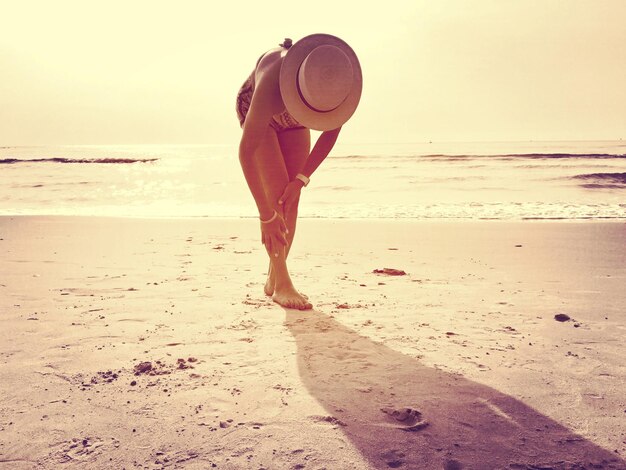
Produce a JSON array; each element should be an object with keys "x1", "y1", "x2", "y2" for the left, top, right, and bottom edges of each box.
[{"x1": 236, "y1": 34, "x2": 362, "y2": 310}]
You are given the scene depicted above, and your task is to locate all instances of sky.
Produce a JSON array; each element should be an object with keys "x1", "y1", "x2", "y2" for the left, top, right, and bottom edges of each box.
[{"x1": 1, "y1": 0, "x2": 625, "y2": 145}]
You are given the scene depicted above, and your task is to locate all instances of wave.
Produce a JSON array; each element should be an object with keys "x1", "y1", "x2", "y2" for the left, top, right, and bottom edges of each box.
[
  {"x1": 571, "y1": 172, "x2": 626, "y2": 189},
  {"x1": 572, "y1": 172, "x2": 626, "y2": 183},
  {"x1": 0, "y1": 157, "x2": 158, "y2": 164},
  {"x1": 428, "y1": 153, "x2": 626, "y2": 159},
  {"x1": 335, "y1": 153, "x2": 626, "y2": 160}
]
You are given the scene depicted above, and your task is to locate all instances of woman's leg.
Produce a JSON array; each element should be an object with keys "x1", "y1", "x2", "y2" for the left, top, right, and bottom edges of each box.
[
  {"x1": 264, "y1": 128, "x2": 311, "y2": 296},
  {"x1": 255, "y1": 127, "x2": 312, "y2": 309}
]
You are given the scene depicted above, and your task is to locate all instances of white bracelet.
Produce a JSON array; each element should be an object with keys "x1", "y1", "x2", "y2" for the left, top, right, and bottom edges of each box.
[
  {"x1": 260, "y1": 210, "x2": 278, "y2": 224},
  {"x1": 295, "y1": 173, "x2": 310, "y2": 187}
]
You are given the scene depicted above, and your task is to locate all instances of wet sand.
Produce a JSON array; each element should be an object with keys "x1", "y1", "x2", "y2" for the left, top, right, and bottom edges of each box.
[{"x1": 0, "y1": 216, "x2": 624, "y2": 469}]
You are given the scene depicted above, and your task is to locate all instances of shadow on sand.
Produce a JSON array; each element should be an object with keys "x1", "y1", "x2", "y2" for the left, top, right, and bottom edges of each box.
[{"x1": 285, "y1": 309, "x2": 623, "y2": 470}]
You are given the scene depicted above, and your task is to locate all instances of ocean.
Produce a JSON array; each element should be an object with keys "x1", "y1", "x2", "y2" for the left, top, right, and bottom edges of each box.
[{"x1": 1, "y1": 141, "x2": 625, "y2": 220}]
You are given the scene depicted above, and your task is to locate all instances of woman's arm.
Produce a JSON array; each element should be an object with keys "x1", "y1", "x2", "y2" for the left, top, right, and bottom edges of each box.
[
  {"x1": 278, "y1": 127, "x2": 341, "y2": 211},
  {"x1": 297, "y1": 127, "x2": 341, "y2": 179}
]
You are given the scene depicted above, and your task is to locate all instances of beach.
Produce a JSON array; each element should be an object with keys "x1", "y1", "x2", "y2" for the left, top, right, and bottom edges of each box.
[
  {"x1": 1, "y1": 216, "x2": 624, "y2": 469},
  {"x1": 3, "y1": 0, "x2": 626, "y2": 467}
]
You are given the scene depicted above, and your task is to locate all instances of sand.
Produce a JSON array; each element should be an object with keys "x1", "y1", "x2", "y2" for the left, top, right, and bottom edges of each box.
[{"x1": 0, "y1": 216, "x2": 624, "y2": 469}]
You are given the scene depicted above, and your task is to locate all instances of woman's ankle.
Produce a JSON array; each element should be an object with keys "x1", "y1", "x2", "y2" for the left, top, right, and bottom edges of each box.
[{"x1": 274, "y1": 277, "x2": 295, "y2": 292}]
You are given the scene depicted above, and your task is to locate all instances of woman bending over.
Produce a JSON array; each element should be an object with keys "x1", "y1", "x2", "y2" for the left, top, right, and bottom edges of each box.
[{"x1": 236, "y1": 34, "x2": 362, "y2": 309}]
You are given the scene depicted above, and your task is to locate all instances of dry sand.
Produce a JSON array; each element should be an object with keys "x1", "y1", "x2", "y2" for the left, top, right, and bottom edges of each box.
[{"x1": 0, "y1": 216, "x2": 624, "y2": 469}]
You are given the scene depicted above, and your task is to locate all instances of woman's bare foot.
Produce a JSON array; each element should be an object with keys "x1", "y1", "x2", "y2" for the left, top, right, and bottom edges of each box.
[
  {"x1": 272, "y1": 284, "x2": 312, "y2": 310},
  {"x1": 264, "y1": 267, "x2": 308, "y2": 300}
]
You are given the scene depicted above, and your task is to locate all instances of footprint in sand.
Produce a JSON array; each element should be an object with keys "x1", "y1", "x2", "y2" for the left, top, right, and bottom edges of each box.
[
  {"x1": 380, "y1": 449, "x2": 406, "y2": 468},
  {"x1": 380, "y1": 407, "x2": 429, "y2": 432},
  {"x1": 443, "y1": 459, "x2": 464, "y2": 470},
  {"x1": 49, "y1": 436, "x2": 115, "y2": 463}
]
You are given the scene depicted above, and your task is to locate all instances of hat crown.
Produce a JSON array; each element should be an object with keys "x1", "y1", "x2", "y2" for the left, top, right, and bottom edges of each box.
[{"x1": 297, "y1": 45, "x2": 354, "y2": 112}]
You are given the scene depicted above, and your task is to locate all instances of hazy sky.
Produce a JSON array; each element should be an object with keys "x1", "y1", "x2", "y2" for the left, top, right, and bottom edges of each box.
[{"x1": 1, "y1": 0, "x2": 625, "y2": 145}]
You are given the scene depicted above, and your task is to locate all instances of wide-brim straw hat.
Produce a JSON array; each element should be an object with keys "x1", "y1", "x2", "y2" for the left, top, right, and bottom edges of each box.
[{"x1": 279, "y1": 34, "x2": 362, "y2": 131}]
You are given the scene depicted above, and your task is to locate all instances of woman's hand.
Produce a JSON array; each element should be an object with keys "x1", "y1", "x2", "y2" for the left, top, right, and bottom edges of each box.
[
  {"x1": 260, "y1": 211, "x2": 288, "y2": 257},
  {"x1": 278, "y1": 179, "x2": 304, "y2": 216}
]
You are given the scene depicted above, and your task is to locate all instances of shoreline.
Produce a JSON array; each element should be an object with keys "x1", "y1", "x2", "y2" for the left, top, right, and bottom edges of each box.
[
  {"x1": 1, "y1": 213, "x2": 625, "y2": 222},
  {"x1": 1, "y1": 216, "x2": 624, "y2": 468}
]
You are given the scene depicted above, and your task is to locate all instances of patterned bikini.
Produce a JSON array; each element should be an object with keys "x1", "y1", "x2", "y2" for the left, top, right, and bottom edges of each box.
[{"x1": 235, "y1": 43, "x2": 305, "y2": 133}]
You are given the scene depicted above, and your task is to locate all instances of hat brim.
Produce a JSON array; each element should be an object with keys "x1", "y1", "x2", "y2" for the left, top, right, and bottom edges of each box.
[{"x1": 279, "y1": 34, "x2": 362, "y2": 131}]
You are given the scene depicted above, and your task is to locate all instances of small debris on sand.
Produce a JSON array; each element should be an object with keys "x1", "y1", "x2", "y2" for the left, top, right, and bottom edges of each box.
[
  {"x1": 554, "y1": 313, "x2": 571, "y2": 322},
  {"x1": 373, "y1": 268, "x2": 407, "y2": 276},
  {"x1": 177, "y1": 358, "x2": 194, "y2": 370},
  {"x1": 80, "y1": 370, "x2": 119, "y2": 387},
  {"x1": 133, "y1": 360, "x2": 174, "y2": 376},
  {"x1": 134, "y1": 362, "x2": 153, "y2": 375},
  {"x1": 336, "y1": 303, "x2": 365, "y2": 309}
]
